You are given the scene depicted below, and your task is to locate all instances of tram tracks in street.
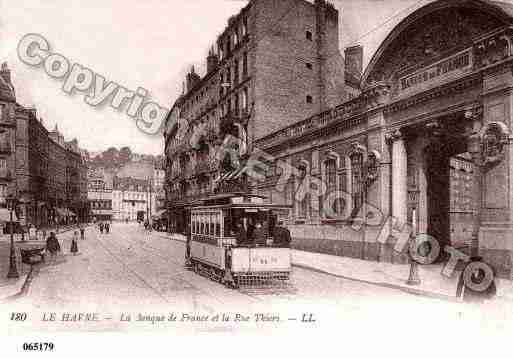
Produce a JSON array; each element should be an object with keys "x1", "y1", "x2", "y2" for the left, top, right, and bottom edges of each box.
[
  {"x1": 114, "y1": 230, "x2": 298, "y2": 300},
  {"x1": 138, "y1": 231, "x2": 298, "y2": 298},
  {"x1": 92, "y1": 228, "x2": 265, "y2": 310}
]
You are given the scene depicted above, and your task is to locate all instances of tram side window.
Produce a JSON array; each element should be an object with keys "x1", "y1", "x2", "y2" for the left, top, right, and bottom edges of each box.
[
  {"x1": 216, "y1": 222, "x2": 221, "y2": 236},
  {"x1": 200, "y1": 222, "x2": 204, "y2": 235},
  {"x1": 210, "y1": 222, "x2": 215, "y2": 236}
]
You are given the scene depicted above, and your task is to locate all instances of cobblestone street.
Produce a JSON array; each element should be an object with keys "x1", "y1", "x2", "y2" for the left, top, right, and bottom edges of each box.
[{"x1": 0, "y1": 222, "x2": 509, "y2": 334}]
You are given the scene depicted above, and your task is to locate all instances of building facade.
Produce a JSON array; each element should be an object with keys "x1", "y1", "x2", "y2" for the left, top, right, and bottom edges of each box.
[
  {"x1": 164, "y1": 0, "x2": 352, "y2": 233},
  {"x1": 251, "y1": 0, "x2": 513, "y2": 278},
  {"x1": 65, "y1": 138, "x2": 89, "y2": 222},
  {"x1": 164, "y1": 0, "x2": 513, "y2": 279},
  {"x1": 87, "y1": 168, "x2": 113, "y2": 221},
  {"x1": 153, "y1": 158, "x2": 166, "y2": 212},
  {"x1": 0, "y1": 62, "x2": 89, "y2": 229},
  {"x1": 111, "y1": 176, "x2": 156, "y2": 221},
  {"x1": 0, "y1": 64, "x2": 17, "y2": 220}
]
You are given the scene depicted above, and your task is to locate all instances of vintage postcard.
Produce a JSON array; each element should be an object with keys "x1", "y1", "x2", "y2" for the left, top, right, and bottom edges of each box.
[{"x1": 1, "y1": 0, "x2": 512, "y2": 356}]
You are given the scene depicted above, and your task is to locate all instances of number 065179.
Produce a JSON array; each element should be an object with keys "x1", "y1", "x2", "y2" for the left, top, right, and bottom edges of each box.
[{"x1": 22, "y1": 343, "x2": 55, "y2": 351}]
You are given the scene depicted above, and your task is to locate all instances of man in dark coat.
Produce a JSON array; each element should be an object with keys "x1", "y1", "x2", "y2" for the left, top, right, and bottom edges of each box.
[
  {"x1": 234, "y1": 221, "x2": 249, "y2": 246},
  {"x1": 273, "y1": 222, "x2": 291, "y2": 248},
  {"x1": 253, "y1": 221, "x2": 267, "y2": 246}
]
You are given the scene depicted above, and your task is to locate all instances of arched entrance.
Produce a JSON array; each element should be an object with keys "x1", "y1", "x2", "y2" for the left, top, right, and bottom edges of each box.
[{"x1": 423, "y1": 117, "x2": 472, "y2": 253}]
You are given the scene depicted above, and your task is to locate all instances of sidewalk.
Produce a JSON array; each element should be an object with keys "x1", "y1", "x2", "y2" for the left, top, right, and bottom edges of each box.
[
  {"x1": 156, "y1": 231, "x2": 513, "y2": 301},
  {"x1": 0, "y1": 225, "x2": 88, "y2": 300},
  {"x1": 0, "y1": 224, "x2": 88, "y2": 242}
]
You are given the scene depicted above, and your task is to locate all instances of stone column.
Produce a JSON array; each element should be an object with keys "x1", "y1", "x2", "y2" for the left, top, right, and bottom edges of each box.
[
  {"x1": 388, "y1": 130, "x2": 408, "y2": 226},
  {"x1": 466, "y1": 109, "x2": 483, "y2": 258}
]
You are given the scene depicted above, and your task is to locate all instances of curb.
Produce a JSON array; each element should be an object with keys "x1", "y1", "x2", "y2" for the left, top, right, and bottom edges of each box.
[
  {"x1": 292, "y1": 263, "x2": 460, "y2": 302},
  {"x1": 154, "y1": 232, "x2": 461, "y2": 302},
  {"x1": 156, "y1": 233, "x2": 186, "y2": 242}
]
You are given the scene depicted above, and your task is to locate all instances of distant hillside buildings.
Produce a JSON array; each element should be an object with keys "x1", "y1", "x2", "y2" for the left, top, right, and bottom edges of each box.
[{"x1": 87, "y1": 155, "x2": 165, "y2": 222}]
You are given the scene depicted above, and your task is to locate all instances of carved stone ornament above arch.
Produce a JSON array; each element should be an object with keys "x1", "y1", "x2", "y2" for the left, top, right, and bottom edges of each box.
[
  {"x1": 362, "y1": 0, "x2": 513, "y2": 88},
  {"x1": 481, "y1": 121, "x2": 510, "y2": 167},
  {"x1": 348, "y1": 142, "x2": 367, "y2": 159},
  {"x1": 297, "y1": 158, "x2": 310, "y2": 174}
]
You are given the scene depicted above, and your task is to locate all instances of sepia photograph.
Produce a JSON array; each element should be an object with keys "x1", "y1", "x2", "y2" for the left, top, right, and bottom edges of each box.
[{"x1": 1, "y1": 0, "x2": 513, "y2": 356}]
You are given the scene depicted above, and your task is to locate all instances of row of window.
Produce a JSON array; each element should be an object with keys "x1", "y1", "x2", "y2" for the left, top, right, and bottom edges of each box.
[
  {"x1": 288, "y1": 154, "x2": 363, "y2": 219},
  {"x1": 220, "y1": 52, "x2": 248, "y2": 93},
  {"x1": 112, "y1": 192, "x2": 149, "y2": 199},
  {"x1": 191, "y1": 211, "x2": 222, "y2": 237},
  {"x1": 218, "y1": 16, "x2": 248, "y2": 61},
  {"x1": 221, "y1": 86, "x2": 249, "y2": 117},
  {"x1": 184, "y1": 52, "x2": 249, "y2": 120}
]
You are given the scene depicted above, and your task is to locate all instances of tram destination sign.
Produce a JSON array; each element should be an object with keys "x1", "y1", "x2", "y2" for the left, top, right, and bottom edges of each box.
[{"x1": 399, "y1": 49, "x2": 472, "y2": 93}]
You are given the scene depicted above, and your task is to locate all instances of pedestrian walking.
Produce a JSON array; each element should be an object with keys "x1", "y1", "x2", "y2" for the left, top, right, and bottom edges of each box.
[
  {"x1": 80, "y1": 226, "x2": 85, "y2": 240},
  {"x1": 45, "y1": 231, "x2": 61, "y2": 264},
  {"x1": 70, "y1": 231, "x2": 79, "y2": 255},
  {"x1": 253, "y1": 221, "x2": 267, "y2": 246},
  {"x1": 99, "y1": 222, "x2": 104, "y2": 234},
  {"x1": 272, "y1": 221, "x2": 292, "y2": 248},
  {"x1": 105, "y1": 222, "x2": 110, "y2": 234}
]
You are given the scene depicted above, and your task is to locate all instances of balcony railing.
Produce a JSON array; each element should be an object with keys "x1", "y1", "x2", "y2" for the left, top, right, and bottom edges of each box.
[
  {"x1": 0, "y1": 141, "x2": 11, "y2": 154},
  {"x1": 0, "y1": 113, "x2": 15, "y2": 126},
  {"x1": 0, "y1": 169, "x2": 12, "y2": 180}
]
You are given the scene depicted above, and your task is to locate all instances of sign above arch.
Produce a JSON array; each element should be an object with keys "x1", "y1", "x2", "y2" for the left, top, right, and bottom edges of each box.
[{"x1": 362, "y1": 0, "x2": 513, "y2": 88}]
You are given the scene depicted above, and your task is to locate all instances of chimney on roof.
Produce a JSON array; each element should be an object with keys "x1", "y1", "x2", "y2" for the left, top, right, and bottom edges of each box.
[
  {"x1": 344, "y1": 45, "x2": 363, "y2": 78},
  {"x1": 0, "y1": 62, "x2": 12, "y2": 86},
  {"x1": 207, "y1": 47, "x2": 218, "y2": 74},
  {"x1": 186, "y1": 65, "x2": 201, "y2": 93}
]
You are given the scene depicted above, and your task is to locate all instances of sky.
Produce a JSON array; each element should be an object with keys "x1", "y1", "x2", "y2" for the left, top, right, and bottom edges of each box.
[{"x1": 0, "y1": 0, "x2": 489, "y2": 155}]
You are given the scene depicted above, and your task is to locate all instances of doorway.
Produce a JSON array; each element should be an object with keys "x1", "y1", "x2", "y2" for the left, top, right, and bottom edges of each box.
[{"x1": 424, "y1": 122, "x2": 474, "y2": 252}]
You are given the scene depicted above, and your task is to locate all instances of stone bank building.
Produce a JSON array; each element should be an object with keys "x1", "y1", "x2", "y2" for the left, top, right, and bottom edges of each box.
[{"x1": 166, "y1": 0, "x2": 513, "y2": 278}]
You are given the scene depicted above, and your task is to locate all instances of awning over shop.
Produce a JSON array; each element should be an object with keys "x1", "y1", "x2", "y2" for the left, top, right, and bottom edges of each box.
[{"x1": 0, "y1": 208, "x2": 17, "y2": 222}]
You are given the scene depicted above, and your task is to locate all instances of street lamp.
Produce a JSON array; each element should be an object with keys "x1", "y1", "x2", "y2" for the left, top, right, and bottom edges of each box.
[
  {"x1": 6, "y1": 194, "x2": 19, "y2": 279},
  {"x1": 406, "y1": 190, "x2": 421, "y2": 286}
]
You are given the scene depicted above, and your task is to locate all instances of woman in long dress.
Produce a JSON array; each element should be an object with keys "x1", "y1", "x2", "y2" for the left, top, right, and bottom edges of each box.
[
  {"x1": 70, "y1": 231, "x2": 79, "y2": 255},
  {"x1": 46, "y1": 232, "x2": 61, "y2": 264}
]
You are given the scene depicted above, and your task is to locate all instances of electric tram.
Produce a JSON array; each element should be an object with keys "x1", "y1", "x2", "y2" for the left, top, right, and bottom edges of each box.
[{"x1": 185, "y1": 192, "x2": 292, "y2": 288}]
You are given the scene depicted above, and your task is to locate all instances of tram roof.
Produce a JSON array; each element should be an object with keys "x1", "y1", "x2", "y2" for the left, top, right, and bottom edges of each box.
[
  {"x1": 189, "y1": 203, "x2": 292, "y2": 211},
  {"x1": 187, "y1": 192, "x2": 291, "y2": 210}
]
